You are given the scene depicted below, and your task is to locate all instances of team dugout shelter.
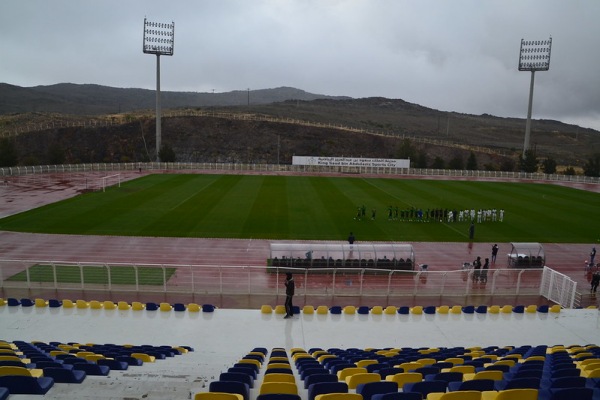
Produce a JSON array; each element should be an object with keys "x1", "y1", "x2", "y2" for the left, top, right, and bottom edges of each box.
[
  {"x1": 269, "y1": 242, "x2": 415, "y2": 271},
  {"x1": 508, "y1": 242, "x2": 545, "y2": 267}
]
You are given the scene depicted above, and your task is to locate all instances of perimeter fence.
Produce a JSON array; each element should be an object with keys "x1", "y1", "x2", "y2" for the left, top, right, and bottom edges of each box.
[
  {"x1": 2, "y1": 162, "x2": 599, "y2": 185},
  {"x1": 0, "y1": 260, "x2": 577, "y2": 307}
]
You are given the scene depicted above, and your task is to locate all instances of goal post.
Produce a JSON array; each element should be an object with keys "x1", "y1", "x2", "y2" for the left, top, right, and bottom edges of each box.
[{"x1": 101, "y1": 173, "x2": 121, "y2": 192}]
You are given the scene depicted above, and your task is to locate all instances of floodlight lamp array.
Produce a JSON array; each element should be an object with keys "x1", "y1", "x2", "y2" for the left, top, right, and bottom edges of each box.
[
  {"x1": 518, "y1": 37, "x2": 552, "y2": 71},
  {"x1": 143, "y1": 18, "x2": 175, "y2": 56}
]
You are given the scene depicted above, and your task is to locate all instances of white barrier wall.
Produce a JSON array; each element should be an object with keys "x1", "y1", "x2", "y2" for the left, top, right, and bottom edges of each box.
[{"x1": 292, "y1": 156, "x2": 410, "y2": 168}]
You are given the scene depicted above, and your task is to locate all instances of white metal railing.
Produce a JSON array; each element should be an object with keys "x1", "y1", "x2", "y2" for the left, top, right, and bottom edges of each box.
[
  {"x1": 0, "y1": 259, "x2": 549, "y2": 301},
  {"x1": 1, "y1": 162, "x2": 599, "y2": 184},
  {"x1": 540, "y1": 266, "x2": 578, "y2": 308}
]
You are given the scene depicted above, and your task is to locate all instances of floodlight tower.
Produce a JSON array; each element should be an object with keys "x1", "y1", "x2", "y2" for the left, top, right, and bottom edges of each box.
[
  {"x1": 143, "y1": 18, "x2": 175, "y2": 162},
  {"x1": 518, "y1": 37, "x2": 552, "y2": 158}
]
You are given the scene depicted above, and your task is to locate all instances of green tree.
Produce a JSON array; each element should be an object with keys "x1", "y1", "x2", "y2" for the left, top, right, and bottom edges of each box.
[
  {"x1": 564, "y1": 166, "x2": 576, "y2": 176},
  {"x1": 499, "y1": 158, "x2": 516, "y2": 172},
  {"x1": 541, "y1": 157, "x2": 557, "y2": 174},
  {"x1": 159, "y1": 143, "x2": 176, "y2": 162},
  {"x1": 47, "y1": 143, "x2": 66, "y2": 165},
  {"x1": 448, "y1": 156, "x2": 464, "y2": 170},
  {"x1": 397, "y1": 138, "x2": 416, "y2": 160},
  {"x1": 466, "y1": 151, "x2": 478, "y2": 170},
  {"x1": 431, "y1": 156, "x2": 445, "y2": 169},
  {"x1": 0, "y1": 138, "x2": 18, "y2": 167},
  {"x1": 414, "y1": 150, "x2": 428, "y2": 168},
  {"x1": 519, "y1": 149, "x2": 538, "y2": 173},
  {"x1": 583, "y1": 153, "x2": 600, "y2": 177}
]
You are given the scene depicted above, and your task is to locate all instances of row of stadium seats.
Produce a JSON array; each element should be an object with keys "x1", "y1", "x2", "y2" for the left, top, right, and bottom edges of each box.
[
  {"x1": 289, "y1": 345, "x2": 600, "y2": 400},
  {"x1": 260, "y1": 304, "x2": 566, "y2": 315},
  {"x1": 194, "y1": 344, "x2": 600, "y2": 400},
  {"x1": 272, "y1": 257, "x2": 414, "y2": 270},
  {"x1": 199, "y1": 347, "x2": 302, "y2": 400},
  {"x1": 0, "y1": 297, "x2": 216, "y2": 312},
  {"x1": 0, "y1": 339, "x2": 192, "y2": 396}
]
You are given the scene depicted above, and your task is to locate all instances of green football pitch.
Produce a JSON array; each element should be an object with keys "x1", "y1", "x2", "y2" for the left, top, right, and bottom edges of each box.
[{"x1": 0, "y1": 174, "x2": 597, "y2": 243}]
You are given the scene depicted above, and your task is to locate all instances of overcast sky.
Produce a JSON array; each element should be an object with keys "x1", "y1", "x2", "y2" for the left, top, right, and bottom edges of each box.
[{"x1": 1, "y1": 0, "x2": 599, "y2": 130}]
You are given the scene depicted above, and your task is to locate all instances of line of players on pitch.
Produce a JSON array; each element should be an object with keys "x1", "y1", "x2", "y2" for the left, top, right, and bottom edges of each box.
[{"x1": 354, "y1": 205, "x2": 505, "y2": 223}]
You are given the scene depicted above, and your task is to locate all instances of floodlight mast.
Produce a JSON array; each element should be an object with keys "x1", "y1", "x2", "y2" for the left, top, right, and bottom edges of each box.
[
  {"x1": 143, "y1": 18, "x2": 175, "y2": 162},
  {"x1": 518, "y1": 37, "x2": 552, "y2": 159}
]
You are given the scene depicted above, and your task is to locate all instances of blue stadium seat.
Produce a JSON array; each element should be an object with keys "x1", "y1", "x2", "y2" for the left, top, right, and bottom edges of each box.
[
  {"x1": 220, "y1": 372, "x2": 254, "y2": 388},
  {"x1": 371, "y1": 393, "x2": 422, "y2": 400},
  {"x1": 202, "y1": 304, "x2": 216, "y2": 312},
  {"x1": 304, "y1": 373, "x2": 337, "y2": 389},
  {"x1": 72, "y1": 363, "x2": 110, "y2": 376},
  {"x1": 402, "y1": 380, "x2": 447, "y2": 397},
  {"x1": 0, "y1": 375, "x2": 54, "y2": 394},
  {"x1": 448, "y1": 379, "x2": 496, "y2": 392},
  {"x1": 256, "y1": 395, "x2": 301, "y2": 400},
  {"x1": 42, "y1": 367, "x2": 86, "y2": 383},
  {"x1": 0, "y1": 387, "x2": 7, "y2": 400},
  {"x1": 209, "y1": 380, "x2": 250, "y2": 400},
  {"x1": 356, "y1": 381, "x2": 398, "y2": 400},
  {"x1": 97, "y1": 359, "x2": 129, "y2": 370},
  {"x1": 307, "y1": 382, "x2": 348, "y2": 400}
]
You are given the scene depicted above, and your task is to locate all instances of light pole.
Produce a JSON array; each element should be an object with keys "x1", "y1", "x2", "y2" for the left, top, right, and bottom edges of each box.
[
  {"x1": 518, "y1": 37, "x2": 552, "y2": 158},
  {"x1": 143, "y1": 18, "x2": 175, "y2": 162}
]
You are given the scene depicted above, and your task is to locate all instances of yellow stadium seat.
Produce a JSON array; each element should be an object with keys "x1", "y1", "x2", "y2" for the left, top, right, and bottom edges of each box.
[
  {"x1": 274, "y1": 305, "x2": 286, "y2": 314},
  {"x1": 259, "y1": 382, "x2": 298, "y2": 395},
  {"x1": 262, "y1": 373, "x2": 296, "y2": 384},
  {"x1": 500, "y1": 305, "x2": 513, "y2": 313},
  {"x1": 132, "y1": 301, "x2": 145, "y2": 311},
  {"x1": 89, "y1": 300, "x2": 103, "y2": 309},
  {"x1": 261, "y1": 305, "x2": 273, "y2": 313},
  {"x1": 525, "y1": 305, "x2": 537, "y2": 313},
  {"x1": 463, "y1": 370, "x2": 504, "y2": 382},
  {"x1": 346, "y1": 372, "x2": 381, "y2": 389},
  {"x1": 131, "y1": 353, "x2": 155, "y2": 363},
  {"x1": 117, "y1": 301, "x2": 131, "y2": 310},
  {"x1": 34, "y1": 298, "x2": 48, "y2": 307},
  {"x1": 385, "y1": 372, "x2": 422, "y2": 389},
  {"x1": 343, "y1": 305, "x2": 356, "y2": 314},
  {"x1": 337, "y1": 367, "x2": 367, "y2": 381},
  {"x1": 480, "y1": 388, "x2": 537, "y2": 400},
  {"x1": 62, "y1": 299, "x2": 75, "y2": 308},
  {"x1": 549, "y1": 304, "x2": 561, "y2": 313},
  {"x1": 411, "y1": 306, "x2": 423, "y2": 314},
  {"x1": 159, "y1": 302, "x2": 172, "y2": 311},
  {"x1": 0, "y1": 299, "x2": 6, "y2": 307},
  {"x1": 267, "y1": 363, "x2": 291, "y2": 370},
  {"x1": 356, "y1": 360, "x2": 378, "y2": 368},
  {"x1": 437, "y1": 305, "x2": 450, "y2": 314},
  {"x1": 450, "y1": 305, "x2": 462, "y2": 314},
  {"x1": 194, "y1": 393, "x2": 244, "y2": 400},
  {"x1": 384, "y1": 306, "x2": 397, "y2": 315},
  {"x1": 316, "y1": 305, "x2": 329, "y2": 314},
  {"x1": 76, "y1": 299, "x2": 89, "y2": 309},
  {"x1": 488, "y1": 305, "x2": 500, "y2": 314},
  {"x1": 398, "y1": 361, "x2": 423, "y2": 371},
  {"x1": 303, "y1": 305, "x2": 315, "y2": 314},
  {"x1": 371, "y1": 306, "x2": 383, "y2": 314},
  {"x1": 428, "y1": 390, "x2": 482, "y2": 400},
  {"x1": 188, "y1": 303, "x2": 201, "y2": 312},
  {"x1": 103, "y1": 301, "x2": 117, "y2": 310}
]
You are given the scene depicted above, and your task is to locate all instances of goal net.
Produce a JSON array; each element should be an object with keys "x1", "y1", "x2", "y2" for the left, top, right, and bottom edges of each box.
[{"x1": 87, "y1": 173, "x2": 121, "y2": 192}]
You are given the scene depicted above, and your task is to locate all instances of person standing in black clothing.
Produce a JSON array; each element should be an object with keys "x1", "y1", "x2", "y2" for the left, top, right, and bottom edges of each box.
[
  {"x1": 348, "y1": 232, "x2": 355, "y2": 247},
  {"x1": 472, "y1": 256, "x2": 482, "y2": 283},
  {"x1": 591, "y1": 271, "x2": 600, "y2": 294},
  {"x1": 480, "y1": 258, "x2": 490, "y2": 284},
  {"x1": 491, "y1": 244, "x2": 499, "y2": 263},
  {"x1": 469, "y1": 222, "x2": 475, "y2": 240},
  {"x1": 284, "y1": 273, "x2": 295, "y2": 318}
]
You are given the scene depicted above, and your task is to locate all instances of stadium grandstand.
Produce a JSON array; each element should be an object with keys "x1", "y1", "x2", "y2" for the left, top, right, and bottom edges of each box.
[{"x1": 1, "y1": 165, "x2": 599, "y2": 399}]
